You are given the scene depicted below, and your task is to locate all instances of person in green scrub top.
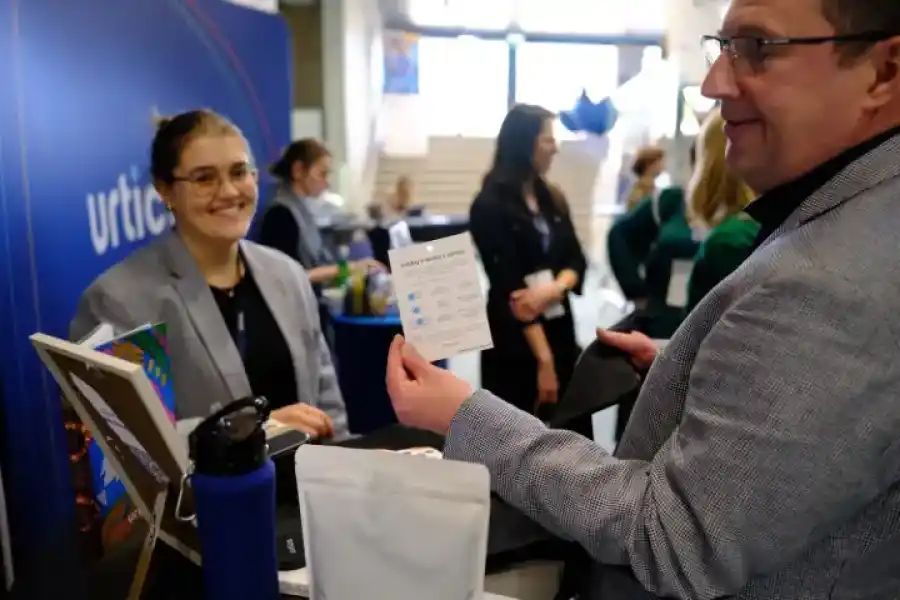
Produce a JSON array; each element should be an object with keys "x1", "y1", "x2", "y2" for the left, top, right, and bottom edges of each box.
[
  {"x1": 607, "y1": 188, "x2": 690, "y2": 303},
  {"x1": 607, "y1": 149, "x2": 698, "y2": 337},
  {"x1": 683, "y1": 108, "x2": 759, "y2": 314},
  {"x1": 623, "y1": 146, "x2": 666, "y2": 211},
  {"x1": 612, "y1": 110, "x2": 757, "y2": 442}
]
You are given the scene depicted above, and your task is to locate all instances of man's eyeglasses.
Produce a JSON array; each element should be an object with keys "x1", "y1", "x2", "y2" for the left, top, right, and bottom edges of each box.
[
  {"x1": 702, "y1": 31, "x2": 897, "y2": 72},
  {"x1": 173, "y1": 164, "x2": 258, "y2": 197}
]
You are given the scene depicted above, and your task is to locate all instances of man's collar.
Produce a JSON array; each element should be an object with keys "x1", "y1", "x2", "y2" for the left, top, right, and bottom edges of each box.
[{"x1": 747, "y1": 124, "x2": 900, "y2": 247}]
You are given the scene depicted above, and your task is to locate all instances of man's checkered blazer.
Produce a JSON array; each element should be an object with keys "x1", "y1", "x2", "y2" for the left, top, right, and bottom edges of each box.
[{"x1": 445, "y1": 133, "x2": 900, "y2": 598}]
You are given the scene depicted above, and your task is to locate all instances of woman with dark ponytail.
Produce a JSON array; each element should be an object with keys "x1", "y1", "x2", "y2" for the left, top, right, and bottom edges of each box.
[{"x1": 258, "y1": 139, "x2": 383, "y2": 283}]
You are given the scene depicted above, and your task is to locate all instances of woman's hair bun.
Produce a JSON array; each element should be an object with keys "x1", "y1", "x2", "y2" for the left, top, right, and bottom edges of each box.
[{"x1": 151, "y1": 109, "x2": 173, "y2": 131}]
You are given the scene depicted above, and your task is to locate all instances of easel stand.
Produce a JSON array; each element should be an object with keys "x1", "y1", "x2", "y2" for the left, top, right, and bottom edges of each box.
[{"x1": 30, "y1": 334, "x2": 201, "y2": 599}]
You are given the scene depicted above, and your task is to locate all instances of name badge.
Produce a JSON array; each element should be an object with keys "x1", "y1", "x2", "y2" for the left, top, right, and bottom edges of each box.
[{"x1": 524, "y1": 269, "x2": 565, "y2": 319}]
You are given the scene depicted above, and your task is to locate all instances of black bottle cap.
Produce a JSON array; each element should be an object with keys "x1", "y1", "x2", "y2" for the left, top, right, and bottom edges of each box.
[{"x1": 189, "y1": 396, "x2": 270, "y2": 476}]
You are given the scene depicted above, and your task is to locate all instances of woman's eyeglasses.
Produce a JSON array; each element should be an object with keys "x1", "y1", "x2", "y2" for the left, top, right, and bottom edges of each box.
[{"x1": 173, "y1": 164, "x2": 258, "y2": 197}]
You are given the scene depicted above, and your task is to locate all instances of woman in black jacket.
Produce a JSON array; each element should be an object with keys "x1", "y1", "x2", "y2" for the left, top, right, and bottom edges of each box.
[{"x1": 470, "y1": 104, "x2": 588, "y2": 431}]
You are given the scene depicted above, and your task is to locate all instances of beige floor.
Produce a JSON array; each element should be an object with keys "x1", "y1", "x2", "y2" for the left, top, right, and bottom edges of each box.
[{"x1": 448, "y1": 216, "x2": 625, "y2": 451}]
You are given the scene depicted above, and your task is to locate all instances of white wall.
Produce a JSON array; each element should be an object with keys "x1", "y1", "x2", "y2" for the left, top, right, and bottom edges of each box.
[
  {"x1": 320, "y1": 0, "x2": 383, "y2": 212},
  {"x1": 291, "y1": 108, "x2": 324, "y2": 140}
]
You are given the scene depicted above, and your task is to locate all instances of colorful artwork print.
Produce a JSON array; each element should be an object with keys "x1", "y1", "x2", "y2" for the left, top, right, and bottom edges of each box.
[
  {"x1": 87, "y1": 323, "x2": 174, "y2": 522},
  {"x1": 383, "y1": 30, "x2": 419, "y2": 95},
  {"x1": 97, "y1": 325, "x2": 175, "y2": 423}
]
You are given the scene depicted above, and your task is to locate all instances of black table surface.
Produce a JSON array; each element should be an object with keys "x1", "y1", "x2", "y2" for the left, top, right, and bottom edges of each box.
[
  {"x1": 89, "y1": 425, "x2": 564, "y2": 599},
  {"x1": 334, "y1": 425, "x2": 444, "y2": 451}
]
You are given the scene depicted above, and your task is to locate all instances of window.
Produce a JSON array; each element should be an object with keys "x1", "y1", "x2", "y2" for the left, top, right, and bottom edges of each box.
[
  {"x1": 417, "y1": 36, "x2": 510, "y2": 137},
  {"x1": 408, "y1": 0, "x2": 514, "y2": 30},
  {"x1": 515, "y1": 42, "x2": 619, "y2": 140},
  {"x1": 612, "y1": 46, "x2": 679, "y2": 142},
  {"x1": 679, "y1": 85, "x2": 717, "y2": 136},
  {"x1": 515, "y1": 0, "x2": 665, "y2": 34}
]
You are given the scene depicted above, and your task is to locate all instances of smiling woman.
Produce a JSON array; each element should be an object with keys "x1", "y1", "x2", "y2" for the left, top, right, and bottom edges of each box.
[
  {"x1": 150, "y1": 111, "x2": 258, "y2": 244},
  {"x1": 70, "y1": 108, "x2": 350, "y2": 450}
]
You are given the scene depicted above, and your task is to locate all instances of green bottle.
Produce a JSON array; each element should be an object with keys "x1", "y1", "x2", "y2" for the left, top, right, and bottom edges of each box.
[{"x1": 335, "y1": 245, "x2": 351, "y2": 287}]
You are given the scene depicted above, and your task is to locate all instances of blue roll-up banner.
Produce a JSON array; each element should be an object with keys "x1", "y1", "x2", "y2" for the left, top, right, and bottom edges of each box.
[{"x1": 0, "y1": 0, "x2": 290, "y2": 594}]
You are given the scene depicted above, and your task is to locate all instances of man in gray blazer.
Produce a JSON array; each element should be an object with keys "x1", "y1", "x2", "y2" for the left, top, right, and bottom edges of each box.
[
  {"x1": 385, "y1": 0, "x2": 900, "y2": 598},
  {"x1": 70, "y1": 230, "x2": 349, "y2": 439}
]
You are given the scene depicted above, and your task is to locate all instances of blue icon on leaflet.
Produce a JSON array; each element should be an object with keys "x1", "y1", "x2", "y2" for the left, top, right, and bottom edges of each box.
[
  {"x1": 416, "y1": 318, "x2": 424, "y2": 326},
  {"x1": 412, "y1": 306, "x2": 421, "y2": 314},
  {"x1": 408, "y1": 292, "x2": 416, "y2": 300}
]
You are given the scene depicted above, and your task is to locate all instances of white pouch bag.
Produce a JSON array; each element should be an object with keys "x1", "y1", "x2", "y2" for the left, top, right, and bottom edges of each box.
[{"x1": 295, "y1": 445, "x2": 491, "y2": 600}]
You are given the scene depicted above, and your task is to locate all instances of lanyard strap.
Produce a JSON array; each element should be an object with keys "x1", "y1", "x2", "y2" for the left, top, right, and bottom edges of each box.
[
  {"x1": 236, "y1": 308, "x2": 247, "y2": 361},
  {"x1": 228, "y1": 282, "x2": 247, "y2": 361}
]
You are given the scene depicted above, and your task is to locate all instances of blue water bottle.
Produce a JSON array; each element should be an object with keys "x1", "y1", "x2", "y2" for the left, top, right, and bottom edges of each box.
[{"x1": 188, "y1": 397, "x2": 280, "y2": 600}]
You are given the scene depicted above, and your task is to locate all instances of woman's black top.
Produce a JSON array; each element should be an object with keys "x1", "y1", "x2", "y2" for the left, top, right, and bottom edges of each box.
[
  {"x1": 469, "y1": 175, "x2": 588, "y2": 358},
  {"x1": 258, "y1": 205, "x2": 305, "y2": 264},
  {"x1": 210, "y1": 264, "x2": 308, "y2": 505},
  {"x1": 209, "y1": 266, "x2": 298, "y2": 411}
]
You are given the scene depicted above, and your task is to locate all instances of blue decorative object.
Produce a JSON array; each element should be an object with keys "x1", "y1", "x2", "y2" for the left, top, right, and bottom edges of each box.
[
  {"x1": 559, "y1": 89, "x2": 619, "y2": 136},
  {"x1": 559, "y1": 109, "x2": 581, "y2": 133},
  {"x1": 578, "y1": 95, "x2": 619, "y2": 136}
]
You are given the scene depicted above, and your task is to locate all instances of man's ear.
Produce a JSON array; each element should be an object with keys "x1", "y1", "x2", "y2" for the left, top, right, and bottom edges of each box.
[{"x1": 865, "y1": 37, "x2": 900, "y2": 108}]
